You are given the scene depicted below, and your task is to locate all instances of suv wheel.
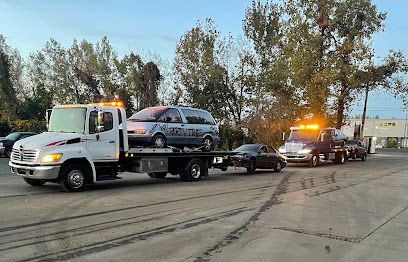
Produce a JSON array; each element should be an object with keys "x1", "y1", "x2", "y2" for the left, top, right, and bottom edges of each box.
[
  {"x1": 152, "y1": 134, "x2": 166, "y2": 148},
  {"x1": 202, "y1": 136, "x2": 214, "y2": 152}
]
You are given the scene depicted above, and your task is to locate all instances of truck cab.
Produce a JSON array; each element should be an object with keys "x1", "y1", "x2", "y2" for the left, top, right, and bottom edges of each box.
[
  {"x1": 279, "y1": 125, "x2": 348, "y2": 167},
  {"x1": 9, "y1": 102, "x2": 128, "y2": 191}
]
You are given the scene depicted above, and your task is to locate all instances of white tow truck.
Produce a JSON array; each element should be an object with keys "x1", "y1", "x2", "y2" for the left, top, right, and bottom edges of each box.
[{"x1": 9, "y1": 102, "x2": 231, "y2": 192}]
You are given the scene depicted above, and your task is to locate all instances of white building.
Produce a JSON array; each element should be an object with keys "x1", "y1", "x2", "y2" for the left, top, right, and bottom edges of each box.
[{"x1": 342, "y1": 118, "x2": 408, "y2": 148}]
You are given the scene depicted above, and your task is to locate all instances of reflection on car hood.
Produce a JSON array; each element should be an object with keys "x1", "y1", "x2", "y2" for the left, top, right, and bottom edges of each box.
[{"x1": 125, "y1": 121, "x2": 151, "y2": 131}]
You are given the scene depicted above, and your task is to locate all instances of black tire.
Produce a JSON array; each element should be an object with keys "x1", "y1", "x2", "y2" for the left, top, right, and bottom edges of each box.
[
  {"x1": 147, "y1": 172, "x2": 167, "y2": 178},
  {"x1": 361, "y1": 153, "x2": 367, "y2": 161},
  {"x1": 308, "y1": 154, "x2": 319, "y2": 167},
  {"x1": 180, "y1": 158, "x2": 204, "y2": 182},
  {"x1": 151, "y1": 134, "x2": 166, "y2": 148},
  {"x1": 334, "y1": 152, "x2": 345, "y2": 164},
  {"x1": 202, "y1": 136, "x2": 214, "y2": 152},
  {"x1": 246, "y1": 159, "x2": 256, "y2": 174},
  {"x1": 59, "y1": 164, "x2": 88, "y2": 192},
  {"x1": 220, "y1": 167, "x2": 228, "y2": 172},
  {"x1": 274, "y1": 161, "x2": 283, "y2": 172},
  {"x1": 5, "y1": 148, "x2": 11, "y2": 158},
  {"x1": 23, "y1": 177, "x2": 46, "y2": 186}
]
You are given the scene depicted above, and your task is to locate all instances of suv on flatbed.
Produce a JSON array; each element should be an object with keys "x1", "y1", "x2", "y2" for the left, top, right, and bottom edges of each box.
[{"x1": 126, "y1": 106, "x2": 220, "y2": 151}]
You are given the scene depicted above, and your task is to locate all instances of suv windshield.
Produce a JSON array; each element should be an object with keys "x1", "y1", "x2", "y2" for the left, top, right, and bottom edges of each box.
[
  {"x1": 288, "y1": 130, "x2": 320, "y2": 141},
  {"x1": 48, "y1": 108, "x2": 86, "y2": 133},
  {"x1": 128, "y1": 107, "x2": 167, "y2": 122}
]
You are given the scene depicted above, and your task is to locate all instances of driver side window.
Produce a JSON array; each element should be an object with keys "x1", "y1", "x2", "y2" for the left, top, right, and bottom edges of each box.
[{"x1": 89, "y1": 111, "x2": 113, "y2": 134}]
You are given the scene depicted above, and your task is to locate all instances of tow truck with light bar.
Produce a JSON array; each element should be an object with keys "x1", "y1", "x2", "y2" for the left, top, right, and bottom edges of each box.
[
  {"x1": 278, "y1": 124, "x2": 349, "y2": 167},
  {"x1": 8, "y1": 102, "x2": 232, "y2": 192}
]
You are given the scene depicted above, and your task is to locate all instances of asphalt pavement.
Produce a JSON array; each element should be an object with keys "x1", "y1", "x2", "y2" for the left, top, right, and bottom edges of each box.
[{"x1": 0, "y1": 152, "x2": 407, "y2": 262}]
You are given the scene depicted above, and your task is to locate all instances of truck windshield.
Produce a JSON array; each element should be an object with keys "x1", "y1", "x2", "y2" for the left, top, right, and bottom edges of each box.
[
  {"x1": 288, "y1": 130, "x2": 320, "y2": 141},
  {"x1": 128, "y1": 107, "x2": 167, "y2": 122},
  {"x1": 48, "y1": 108, "x2": 86, "y2": 133}
]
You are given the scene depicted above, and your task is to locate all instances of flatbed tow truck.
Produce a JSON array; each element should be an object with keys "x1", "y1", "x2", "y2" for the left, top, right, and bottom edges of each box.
[
  {"x1": 279, "y1": 125, "x2": 349, "y2": 167},
  {"x1": 9, "y1": 102, "x2": 231, "y2": 192}
]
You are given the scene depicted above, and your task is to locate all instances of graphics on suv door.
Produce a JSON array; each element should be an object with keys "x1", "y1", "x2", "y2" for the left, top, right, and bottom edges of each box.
[
  {"x1": 181, "y1": 109, "x2": 215, "y2": 145},
  {"x1": 159, "y1": 108, "x2": 185, "y2": 144}
]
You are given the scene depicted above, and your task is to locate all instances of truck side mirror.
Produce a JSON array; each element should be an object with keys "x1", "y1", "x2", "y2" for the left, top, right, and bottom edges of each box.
[
  {"x1": 97, "y1": 111, "x2": 105, "y2": 132},
  {"x1": 45, "y1": 109, "x2": 52, "y2": 128}
]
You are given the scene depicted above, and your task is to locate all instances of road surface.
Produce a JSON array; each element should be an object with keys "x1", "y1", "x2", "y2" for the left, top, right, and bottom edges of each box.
[{"x1": 0, "y1": 152, "x2": 407, "y2": 262}]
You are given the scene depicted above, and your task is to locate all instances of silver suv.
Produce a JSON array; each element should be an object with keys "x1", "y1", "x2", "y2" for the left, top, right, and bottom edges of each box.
[{"x1": 126, "y1": 106, "x2": 220, "y2": 151}]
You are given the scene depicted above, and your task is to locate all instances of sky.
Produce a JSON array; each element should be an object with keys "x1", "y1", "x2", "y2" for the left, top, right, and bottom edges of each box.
[{"x1": 0, "y1": 0, "x2": 407, "y2": 119}]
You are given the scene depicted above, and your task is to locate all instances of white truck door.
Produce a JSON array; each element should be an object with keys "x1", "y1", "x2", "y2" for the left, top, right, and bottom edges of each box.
[{"x1": 87, "y1": 109, "x2": 118, "y2": 161}]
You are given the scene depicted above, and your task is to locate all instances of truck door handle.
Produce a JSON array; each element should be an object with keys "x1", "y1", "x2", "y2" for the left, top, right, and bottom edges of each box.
[
  {"x1": 181, "y1": 124, "x2": 185, "y2": 127},
  {"x1": 109, "y1": 140, "x2": 115, "y2": 143}
]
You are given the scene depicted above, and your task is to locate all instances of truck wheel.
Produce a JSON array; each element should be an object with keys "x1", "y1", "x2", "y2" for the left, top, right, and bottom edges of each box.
[
  {"x1": 23, "y1": 178, "x2": 46, "y2": 186},
  {"x1": 308, "y1": 154, "x2": 319, "y2": 167},
  {"x1": 334, "y1": 152, "x2": 345, "y2": 164},
  {"x1": 148, "y1": 172, "x2": 167, "y2": 178},
  {"x1": 202, "y1": 136, "x2": 214, "y2": 152},
  {"x1": 59, "y1": 164, "x2": 87, "y2": 192},
  {"x1": 274, "y1": 161, "x2": 282, "y2": 172},
  {"x1": 152, "y1": 134, "x2": 166, "y2": 148},
  {"x1": 180, "y1": 158, "x2": 203, "y2": 182},
  {"x1": 220, "y1": 167, "x2": 228, "y2": 171},
  {"x1": 246, "y1": 159, "x2": 256, "y2": 174}
]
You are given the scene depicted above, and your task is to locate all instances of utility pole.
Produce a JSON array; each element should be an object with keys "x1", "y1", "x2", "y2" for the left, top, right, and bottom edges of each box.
[{"x1": 360, "y1": 84, "x2": 369, "y2": 139}]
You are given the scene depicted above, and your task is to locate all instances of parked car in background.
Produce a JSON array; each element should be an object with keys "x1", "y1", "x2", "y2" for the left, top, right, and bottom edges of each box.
[
  {"x1": 230, "y1": 144, "x2": 287, "y2": 173},
  {"x1": 0, "y1": 132, "x2": 37, "y2": 158},
  {"x1": 125, "y1": 106, "x2": 220, "y2": 151},
  {"x1": 346, "y1": 139, "x2": 367, "y2": 161}
]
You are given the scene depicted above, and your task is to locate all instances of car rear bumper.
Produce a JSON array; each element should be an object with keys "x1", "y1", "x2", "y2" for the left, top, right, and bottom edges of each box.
[
  {"x1": 9, "y1": 161, "x2": 60, "y2": 180},
  {"x1": 128, "y1": 134, "x2": 153, "y2": 145},
  {"x1": 284, "y1": 153, "x2": 313, "y2": 163}
]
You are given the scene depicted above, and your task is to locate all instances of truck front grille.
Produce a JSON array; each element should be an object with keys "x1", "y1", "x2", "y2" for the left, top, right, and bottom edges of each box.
[
  {"x1": 11, "y1": 148, "x2": 39, "y2": 162},
  {"x1": 285, "y1": 143, "x2": 304, "y2": 153}
]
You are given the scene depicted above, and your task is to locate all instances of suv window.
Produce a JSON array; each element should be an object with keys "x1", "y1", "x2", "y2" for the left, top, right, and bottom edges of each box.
[
  {"x1": 89, "y1": 111, "x2": 114, "y2": 134},
  {"x1": 181, "y1": 109, "x2": 202, "y2": 124},
  {"x1": 165, "y1": 109, "x2": 182, "y2": 123},
  {"x1": 259, "y1": 146, "x2": 267, "y2": 153},
  {"x1": 198, "y1": 111, "x2": 215, "y2": 125}
]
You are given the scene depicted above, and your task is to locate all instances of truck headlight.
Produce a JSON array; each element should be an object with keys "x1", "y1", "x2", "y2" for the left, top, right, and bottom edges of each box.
[
  {"x1": 298, "y1": 148, "x2": 312, "y2": 154},
  {"x1": 278, "y1": 146, "x2": 286, "y2": 153},
  {"x1": 41, "y1": 153, "x2": 63, "y2": 163}
]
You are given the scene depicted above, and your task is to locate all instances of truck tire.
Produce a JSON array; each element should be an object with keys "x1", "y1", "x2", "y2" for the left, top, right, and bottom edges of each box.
[
  {"x1": 23, "y1": 177, "x2": 46, "y2": 186},
  {"x1": 180, "y1": 158, "x2": 204, "y2": 182},
  {"x1": 59, "y1": 164, "x2": 88, "y2": 192},
  {"x1": 148, "y1": 172, "x2": 167, "y2": 178},
  {"x1": 334, "y1": 152, "x2": 345, "y2": 164},
  {"x1": 308, "y1": 154, "x2": 319, "y2": 167}
]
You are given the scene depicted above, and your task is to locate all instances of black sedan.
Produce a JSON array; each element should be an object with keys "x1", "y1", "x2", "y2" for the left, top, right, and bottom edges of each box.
[
  {"x1": 230, "y1": 144, "x2": 287, "y2": 173},
  {"x1": 346, "y1": 139, "x2": 367, "y2": 161},
  {"x1": 0, "y1": 132, "x2": 37, "y2": 158}
]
